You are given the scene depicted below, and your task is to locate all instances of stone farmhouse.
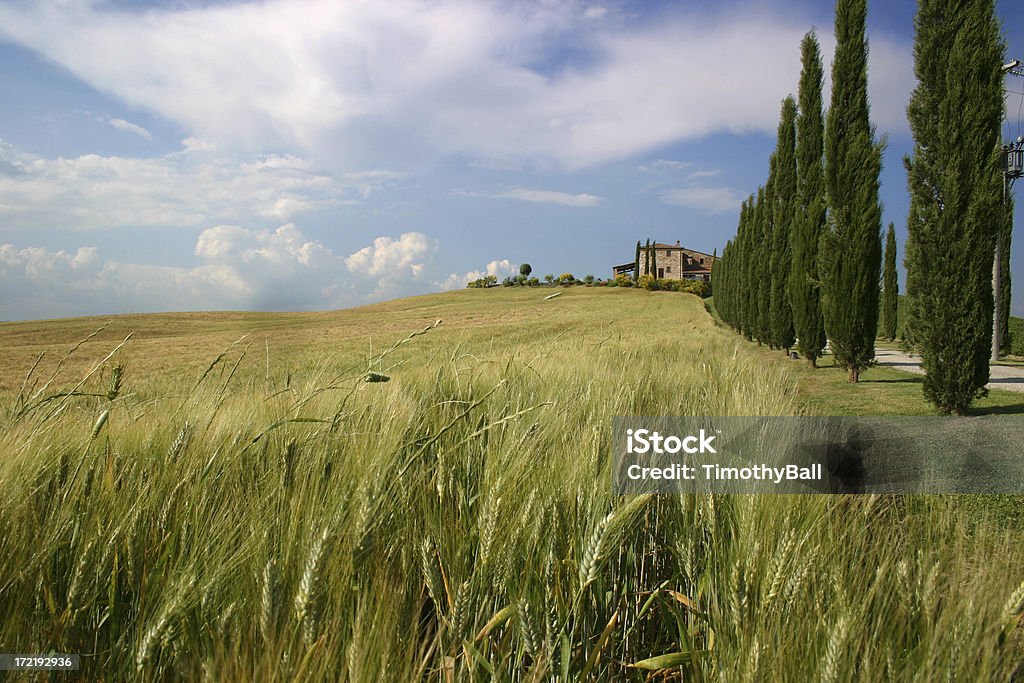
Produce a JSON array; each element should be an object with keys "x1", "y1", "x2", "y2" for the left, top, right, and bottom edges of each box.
[{"x1": 612, "y1": 241, "x2": 716, "y2": 282}]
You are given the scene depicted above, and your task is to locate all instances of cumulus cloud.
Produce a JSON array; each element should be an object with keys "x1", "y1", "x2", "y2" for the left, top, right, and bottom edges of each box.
[
  {"x1": 0, "y1": 227, "x2": 455, "y2": 320},
  {"x1": 437, "y1": 259, "x2": 518, "y2": 291},
  {"x1": 108, "y1": 118, "x2": 153, "y2": 140},
  {"x1": 0, "y1": 242, "x2": 245, "y2": 320},
  {"x1": 0, "y1": 140, "x2": 398, "y2": 230},
  {"x1": 453, "y1": 187, "x2": 602, "y2": 207},
  {"x1": 344, "y1": 232, "x2": 437, "y2": 278},
  {"x1": 0, "y1": 1, "x2": 914, "y2": 170}
]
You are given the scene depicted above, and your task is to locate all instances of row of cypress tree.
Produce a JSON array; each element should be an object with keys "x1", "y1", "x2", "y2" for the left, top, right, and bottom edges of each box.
[
  {"x1": 633, "y1": 239, "x2": 658, "y2": 280},
  {"x1": 717, "y1": 0, "x2": 1009, "y2": 411},
  {"x1": 717, "y1": 0, "x2": 883, "y2": 383}
]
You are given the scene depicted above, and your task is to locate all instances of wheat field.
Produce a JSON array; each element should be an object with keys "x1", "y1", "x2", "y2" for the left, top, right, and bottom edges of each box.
[{"x1": 1, "y1": 288, "x2": 1022, "y2": 680}]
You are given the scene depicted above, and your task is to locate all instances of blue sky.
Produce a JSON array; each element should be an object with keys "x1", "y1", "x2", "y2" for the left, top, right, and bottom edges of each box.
[{"x1": 1, "y1": 0, "x2": 1022, "y2": 321}]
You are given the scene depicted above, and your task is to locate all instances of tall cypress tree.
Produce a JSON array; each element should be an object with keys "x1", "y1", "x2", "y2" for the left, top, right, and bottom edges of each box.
[
  {"x1": 644, "y1": 239, "x2": 651, "y2": 277},
  {"x1": 791, "y1": 30, "x2": 828, "y2": 367},
  {"x1": 740, "y1": 195, "x2": 757, "y2": 341},
  {"x1": 770, "y1": 96, "x2": 798, "y2": 352},
  {"x1": 752, "y1": 186, "x2": 771, "y2": 344},
  {"x1": 901, "y1": 205, "x2": 922, "y2": 350},
  {"x1": 905, "y1": 0, "x2": 1004, "y2": 413},
  {"x1": 1000, "y1": 193, "x2": 1013, "y2": 352},
  {"x1": 718, "y1": 241, "x2": 731, "y2": 322},
  {"x1": 820, "y1": 0, "x2": 883, "y2": 383},
  {"x1": 634, "y1": 240, "x2": 641, "y2": 283},
  {"x1": 651, "y1": 242, "x2": 658, "y2": 279},
  {"x1": 882, "y1": 222, "x2": 898, "y2": 341}
]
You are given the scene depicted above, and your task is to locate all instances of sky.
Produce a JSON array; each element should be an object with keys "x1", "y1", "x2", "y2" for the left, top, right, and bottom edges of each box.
[{"x1": 0, "y1": 0, "x2": 1022, "y2": 321}]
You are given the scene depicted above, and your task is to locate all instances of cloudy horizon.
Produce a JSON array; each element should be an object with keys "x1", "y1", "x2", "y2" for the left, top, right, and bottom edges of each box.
[{"x1": 1, "y1": 0, "x2": 1022, "y2": 321}]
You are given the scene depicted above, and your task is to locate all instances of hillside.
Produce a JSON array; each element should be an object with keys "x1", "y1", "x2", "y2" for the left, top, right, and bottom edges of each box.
[{"x1": 1, "y1": 288, "x2": 1022, "y2": 680}]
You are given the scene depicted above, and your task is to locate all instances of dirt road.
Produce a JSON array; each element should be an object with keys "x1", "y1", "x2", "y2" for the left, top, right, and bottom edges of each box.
[{"x1": 874, "y1": 347, "x2": 1024, "y2": 393}]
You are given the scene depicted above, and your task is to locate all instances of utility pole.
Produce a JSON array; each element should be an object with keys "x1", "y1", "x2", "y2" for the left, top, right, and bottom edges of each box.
[{"x1": 993, "y1": 59, "x2": 1024, "y2": 362}]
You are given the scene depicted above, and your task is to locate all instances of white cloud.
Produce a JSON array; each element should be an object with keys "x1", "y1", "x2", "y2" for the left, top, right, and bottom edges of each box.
[
  {"x1": 0, "y1": 1, "x2": 914, "y2": 170},
  {"x1": 344, "y1": 232, "x2": 437, "y2": 278},
  {"x1": 0, "y1": 226, "x2": 462, "y2": 319},
  {"x1": 454, "y1": 187, "x2": 602, "y2": 207},
  {"x1": 108, "y1": 117, "x2": 153, "y2": 140},
  {"x1": 0, "y1": 224, "x2": 344, "y2": 318},
  {"x1": 659, "y1": 186, "x2": 743, "y2": 215},
  {"x1": 496, "y1": 189, "x2": 602, "y2": 207},
  {"x1": 646, "y1": 160, "x2": 693, "y2": 172},
  {"x1": 687, "y1": 169, "x2": 722, "y2": 180},
  {"x1": 438, "y1": 259, "x2": 518, "y2": 291},
  {"x1": 344, "y1": 232, "x2": 440, "y2": 298},
  {"x1": 0, "y1": 140, "x2": 396, "y2": 230}
]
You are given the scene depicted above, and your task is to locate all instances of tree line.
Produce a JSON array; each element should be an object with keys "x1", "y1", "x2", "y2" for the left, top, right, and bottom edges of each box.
[{"x1": 715, "y1": 0, "x2": 1009, "y2": 414}]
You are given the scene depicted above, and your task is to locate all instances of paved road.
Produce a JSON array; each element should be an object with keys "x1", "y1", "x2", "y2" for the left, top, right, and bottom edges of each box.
[{"x1": 874, "y1": 348, "x2": 1024, "y2": 393}]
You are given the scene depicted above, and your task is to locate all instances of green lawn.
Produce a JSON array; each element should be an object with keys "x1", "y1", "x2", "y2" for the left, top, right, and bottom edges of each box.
[{"x1": 705, "y1": 296, "x2": 1024, "y2": 417}]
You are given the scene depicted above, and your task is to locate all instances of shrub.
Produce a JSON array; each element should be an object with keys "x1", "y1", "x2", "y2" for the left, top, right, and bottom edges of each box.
[
  {"x1": 613, "y1": 273, "x2": 632, "y2": 287},
  {"x1": 583, "y1": 274, "x2": 595, "y2": 285},
  {"x1": 544, "y1": 274, "x2": 555, "y2": 283},
  {"x1": 558, "y1": 273, "x2": 575, "y2": 284},
  {"x1": 501, "y1": 277, "x2": 514, "y2": 287},
  {"x1": 467, "y1": 274, "x2": 499, "y2": 288},
  {"x1": 672, "y1": 279, "x2": 711, "y2": 297},
  {"x1": 528, "y1": 277, "x2": 540, "y2": 286},
  {"x1": 638, "y1": 274, "x2": 656, "y2": 290}
]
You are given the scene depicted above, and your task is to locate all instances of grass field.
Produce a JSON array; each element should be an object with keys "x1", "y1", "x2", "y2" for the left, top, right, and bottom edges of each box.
[{"x1": 1, "y1": 287, "x2": 1023, "y2": 680}]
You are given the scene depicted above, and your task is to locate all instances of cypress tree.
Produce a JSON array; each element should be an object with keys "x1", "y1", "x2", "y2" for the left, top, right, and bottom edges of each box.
[
  {"x1": 740, "y1": 195, "x2": 756, "y2": 340},
  {"x1": 751, "y1": 187, "x2": 770, "y2": 344},
  {"x1": 901, "y1": 209, "x2": 922, "y2": 349},
  {"x1": 791, "y1": 30, "x2": 828, "y2": 367},
  {"x1": 1000, "y1": 193, "x2": 1013, "y2": 352},
  {"x1": 820, "y1": 0, "x2": 884, "y2": 383},
  {"x1": 634, "y1": 240, "x2": 641, "y2": 282},
  {"x1": 711, "y1": 247, "x2": 717, "y2": 291},
  {"x1": 644, "y1": 239, "x2": 651, "y2": 276},
  {"x1": 651, "y1": 242, "x2": 658, "y2": 279},
  {"x1": 904, "y1": 0, "x2": 1004, "y2": 412},
  {"x1": 770, "y1": 96, "x2": 798, "y2": 352},
  {"x1": 718, "y1": 241, "x2": 730, "y2": 322},
  {"x1": 727, "y1": 205, "x2": 742, "y2": 331},
  {"x1": 882, "y1": 222, "x2": 898, "y2": 341}
]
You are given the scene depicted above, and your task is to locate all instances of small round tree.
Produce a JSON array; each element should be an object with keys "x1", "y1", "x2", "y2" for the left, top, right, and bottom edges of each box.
[{"x1": 520, "y1": 263, "x2": 532, "y2": 277}]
